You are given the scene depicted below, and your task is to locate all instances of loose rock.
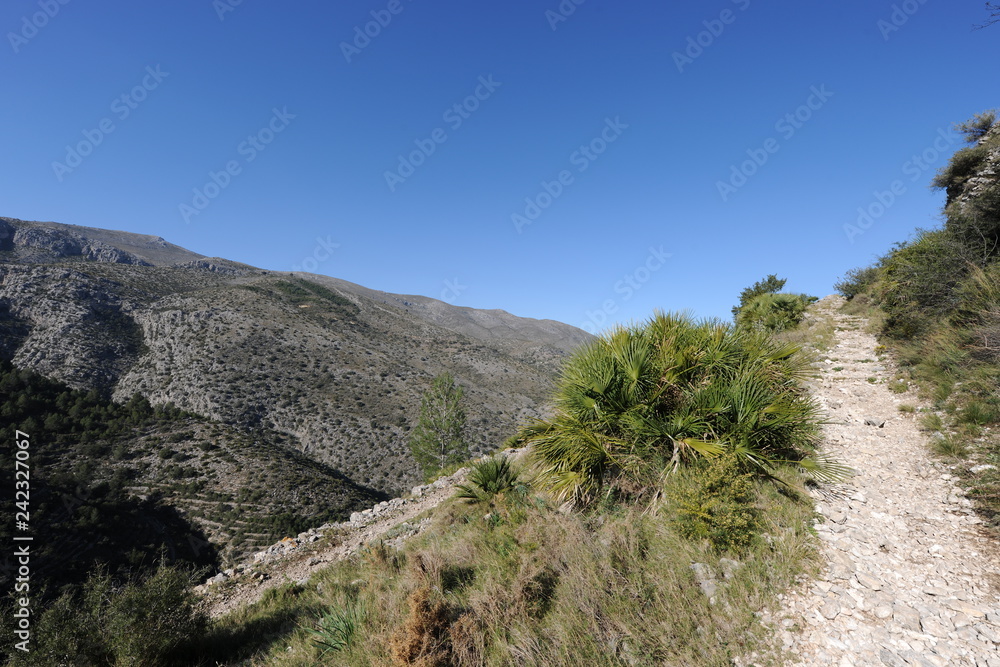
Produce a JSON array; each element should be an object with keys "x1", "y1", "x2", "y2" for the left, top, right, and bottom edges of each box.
[{"x1": 752, "y1": 297, "x2": 1000, "y2": 666}]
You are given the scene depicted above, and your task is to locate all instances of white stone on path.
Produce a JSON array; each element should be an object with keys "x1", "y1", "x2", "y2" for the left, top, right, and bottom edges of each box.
[{"x1": 754, "y1": 297, "x2": 1000, "y2": 667}]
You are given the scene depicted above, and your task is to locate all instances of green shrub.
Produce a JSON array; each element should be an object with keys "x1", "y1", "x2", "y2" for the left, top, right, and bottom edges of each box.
[
  {"x1": 519, "y1": 312, "x2": 840, "y2": 503},
  {"x1": 932, "y1": 143, "x2": 991, "y2": 198},
  {"x1": 929, "y1": 433, "x2": 969, "y2": 459},
  {"x1": 667, "y1": 453, "x2": 761, "y2": 553},
  {"x1": 834, "y1": 265, "x2": 880, "y2": 300},
  {"x1": 874, "y1": 230, "x2": 967, "y2": 338},
  {"x1": 732, "y1": 274, "x2": 786, "y2": 319},
  {"x1": 958, "y1": 400, "x2": 1000, "y2": 426},
  {"x1": 455, "y1": 455, "x2": 528, "y2": 504},
  {"x1": 945, "y1": 184, "x2": 1000, "y2": 264},
  {"x1": 919, "y1": 413, "x2": 944, "y2": 432},
  {"x1": 953, "y1": 109, "x2": 997, "y2": 144},
  {"x1": 737, "y1": 293, "x2": 813, "y2": 332},
  {"x1": 304, "y1": 601, "x2": 365, "y2": 656},
  {"x1": 24, "y1": 564, "x2": 205, "y2": 666}
]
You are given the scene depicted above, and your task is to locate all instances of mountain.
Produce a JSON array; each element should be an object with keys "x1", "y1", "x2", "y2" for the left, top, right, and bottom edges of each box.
[{"x1": 0, "y1": 217, "x2": 592, "y2": 502}]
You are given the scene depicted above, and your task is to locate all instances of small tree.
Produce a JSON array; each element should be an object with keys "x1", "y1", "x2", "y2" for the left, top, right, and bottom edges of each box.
[
  {"x1": 834, "y1": 265, "x2": 880, "y2": 300},
  {"x1": 954, "y1": 110, "x2": 996, "y2": 144},
  {"x1": 409, "y1": 373, "x2": 468, "y2": 478},
  {"x1": 732, "y1": 274, "x2": 787, "y2": 319}
]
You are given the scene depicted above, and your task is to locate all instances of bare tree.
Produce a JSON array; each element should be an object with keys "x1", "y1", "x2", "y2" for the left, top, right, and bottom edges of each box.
[{"x1": 974, "y1": 2, "x2": 1000, "y2": 29}]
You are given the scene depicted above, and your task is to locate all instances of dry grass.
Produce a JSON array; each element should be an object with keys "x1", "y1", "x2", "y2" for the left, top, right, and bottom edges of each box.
[
  {"x1": 389, "y1": 586, "x2": 452, "y2": 666},
  {"x1": 207, "y1": 465, "x2": 818, "y2": 666}
]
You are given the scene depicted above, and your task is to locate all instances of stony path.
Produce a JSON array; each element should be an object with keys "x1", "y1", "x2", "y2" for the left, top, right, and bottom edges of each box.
[
  {"x1": 766, "y1": 298, "x2": 1000, "y2": 666},
  {"x1": 200, "y1": 468, "x2": 469, "y2": 618}
]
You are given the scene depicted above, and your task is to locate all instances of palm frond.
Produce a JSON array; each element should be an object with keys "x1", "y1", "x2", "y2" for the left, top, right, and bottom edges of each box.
[{"x1": 793, "y1": 452, "x2": 855, "y2": 484}]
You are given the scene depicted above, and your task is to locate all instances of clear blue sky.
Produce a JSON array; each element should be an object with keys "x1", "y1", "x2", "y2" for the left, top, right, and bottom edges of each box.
[{"x1": 2, "y1": 1, "x2": 997, "y2": 333}]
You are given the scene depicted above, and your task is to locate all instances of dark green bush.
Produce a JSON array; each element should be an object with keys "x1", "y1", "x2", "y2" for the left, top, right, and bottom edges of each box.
[
  {"x1": 520, "y1": 312, "x2": 836, "y2": 503},
  {"x1": 874, "y1": 230, "x2": 967, "y2": 338},
  {"x1": 945, "y1": 184, "x2": 1000, "y2": 264},
  {"x1": 834, "y1": 265, "x2": 880, "y2": 300},
  {"x1": 932, "y1": 144, "x2": 991, "y2": 199},
  {"x1": 736, "y1": 292, "x2": 813, "y2": 332},
  {"x1": 667, "y1": 452, "x2": 761, "y2": 553},
  {"x1": 455, "y1": 455, "x2": 528, "y2": 504},
  {"x1": 954, "y1": 110, "x2": 997, "y2": 144},
  {"x1": 19, "y1": 564, "x2": 205, "y2": 666},
  {"x1": 732, "y1": 274, "x2": 786, "y2": 319}
]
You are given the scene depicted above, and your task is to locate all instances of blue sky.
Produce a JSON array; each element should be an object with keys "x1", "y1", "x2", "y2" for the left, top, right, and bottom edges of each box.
[{"x1": 2, "y1": 1, "x2": 997, "y2": 333}]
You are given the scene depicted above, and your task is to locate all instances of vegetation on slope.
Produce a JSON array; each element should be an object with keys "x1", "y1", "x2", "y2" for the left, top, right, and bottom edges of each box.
[
  {"x1": 2, "y1": 255, "x2": 832, "y2": 663},
  {"x1": 517, "y1": 311, "x2": 837, "y2": 505},
  {"x1": 835, "y1": 108, "x2": 1000, "y2": 529},
  {"x1": 0, "y1": 357, "x2": 383, "y2": 661},
  {"x1": 176, "y1": 296, "x2": 830, "y2": 665},
  {"x1": 8, "y1": 563, "x2": 207, "y2": 666},
  {"x1": 0, "y1": 257, "x2": 567, "y2": 496},
  {"x1": 196, "y1": 473, "x2": 816, "y2": 665}
]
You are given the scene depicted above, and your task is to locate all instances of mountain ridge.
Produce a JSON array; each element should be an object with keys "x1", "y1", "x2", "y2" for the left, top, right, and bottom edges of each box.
[{"x1": 0, "y1": 217, "x2": 592, "y2": 498}]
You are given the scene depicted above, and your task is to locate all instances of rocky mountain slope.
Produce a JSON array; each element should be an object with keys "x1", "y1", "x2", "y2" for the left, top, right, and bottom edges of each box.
[{"x1": 0, "y1": 217, "x2": 591, "y2": 497}]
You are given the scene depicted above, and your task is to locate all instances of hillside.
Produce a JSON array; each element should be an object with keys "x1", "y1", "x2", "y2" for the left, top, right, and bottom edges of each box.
[
  {"x1": 9, "y1": 294, "x2": 1000, "y2": 665},
  {"x1": 193, "y1": 300, "x2": 1000, "y2": 665},
  {"x1": 0, "y1": 217, "x2": 591, "y2": 497},
  {"x1": 0, "y1": 359, "x2": 383, "y2": 595}
]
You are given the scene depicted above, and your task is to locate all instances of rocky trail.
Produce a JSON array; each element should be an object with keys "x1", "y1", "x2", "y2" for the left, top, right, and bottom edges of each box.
[
  {"x1": 763, "y1": 297, "x2": 1000, "y2": 666},
  {"x1": 199, "y1": 468, "x2": 471, "y2": 618}
]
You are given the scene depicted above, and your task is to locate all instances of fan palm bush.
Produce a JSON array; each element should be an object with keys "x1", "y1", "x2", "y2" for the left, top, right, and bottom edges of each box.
[
  {"x1": 519, "y1": 311, "x2": 844, "y2": 503},
  {"x1": 304, "y1": 601, "x2": 365, "y2": 656},
  {"x1": 455, "y1": 455, "x2": 528, "y2": 504}
]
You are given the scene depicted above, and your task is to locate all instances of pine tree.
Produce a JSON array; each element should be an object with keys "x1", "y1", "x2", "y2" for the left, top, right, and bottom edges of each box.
[{"x1": 409, "y1": 373, "x2": 468, "y2": 478}]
